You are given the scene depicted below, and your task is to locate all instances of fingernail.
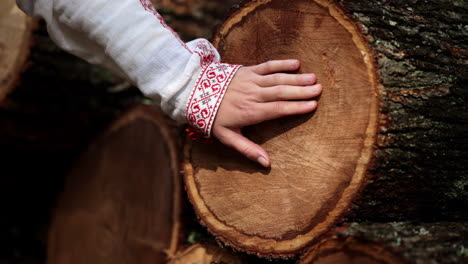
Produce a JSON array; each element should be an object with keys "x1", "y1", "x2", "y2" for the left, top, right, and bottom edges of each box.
[
  {"x1": 309, "y1": 85, "x2": 319, "y2": 92},
  {"x1": 289, "y1": 59, "x2": 300, "y2": 68},
  {"x1": 257, "y1": 156, "x2": 270, "y2": 167},
  {"x1": 304, "y1": 74, "x2": 316, "y2": 83},
  {"x1": 309, "y1": 84, "x2": 322, "y2": 93},
  {"x1": 306, "y1": 101, "x2": 317, "y2": 107}
]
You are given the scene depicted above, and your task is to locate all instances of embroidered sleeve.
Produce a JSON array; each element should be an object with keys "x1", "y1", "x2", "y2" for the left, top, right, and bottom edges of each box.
[
  {"x1": 183, "y1": 40, "x2": 241, "y2": 137},
  {"x1": 17, "y1": 0, "x2": 241, "y2": 136},
  {"x1": 139, "y1": 2, "x2": 241, "y2": 137},
  {"x1": 186, "y1": 61, "x2": 241, "y2": 137}
]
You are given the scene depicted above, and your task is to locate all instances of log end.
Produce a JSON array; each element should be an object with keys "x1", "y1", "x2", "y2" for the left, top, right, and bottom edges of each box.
[
  {"x1": 185, "y1": 0, "x2": 380, "y2": 257},
  {"x1": 48, "y1": 106, "x2": 182, "y2": 264}
]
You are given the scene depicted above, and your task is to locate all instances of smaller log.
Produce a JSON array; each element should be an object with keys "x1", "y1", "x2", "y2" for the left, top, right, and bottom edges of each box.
[
  {"x1": 47, "y1": 106, "x2": 182, "y2": 264},
  {"x1": 300, "y1": 222, "x2": 468, "y2": 264},
  {"x1": 168, "y1": 243, "x2": 246, "y2": 264},
  {"x1": 0, "y1": 0, "x2": 34, "y2": 102}
]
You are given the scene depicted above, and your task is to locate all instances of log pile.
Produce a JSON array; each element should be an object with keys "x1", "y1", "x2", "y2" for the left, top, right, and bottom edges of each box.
[{"x1": 1, "y1": 0, "x2": 466, "y2": 263}]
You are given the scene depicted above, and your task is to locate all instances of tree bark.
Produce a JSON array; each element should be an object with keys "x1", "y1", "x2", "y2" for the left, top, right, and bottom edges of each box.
[
  {"x1": 47, "y1": 106, "x2": 183, "y2": 264},
  {"x1": 184, "y1": 0, "x2": 468, "y2": 257},
  {"x1": 300, "y1": 222, "x2": 468, "y2": 264}
]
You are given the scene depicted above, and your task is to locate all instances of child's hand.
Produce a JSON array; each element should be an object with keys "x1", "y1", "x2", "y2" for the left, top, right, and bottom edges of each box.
[{"x1": 212, "y1": 59, "x2": 322, "y2": 167}]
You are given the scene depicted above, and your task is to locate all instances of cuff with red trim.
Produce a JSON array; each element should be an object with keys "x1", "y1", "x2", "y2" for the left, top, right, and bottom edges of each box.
[{"x1": 185, "y1": 62, "x2": 241, "y2": 137}]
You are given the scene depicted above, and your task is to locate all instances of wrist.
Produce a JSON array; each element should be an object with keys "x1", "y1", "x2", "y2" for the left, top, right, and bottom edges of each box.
[{"x1": 185, "y1": 62, "x2": 241, "y2": 137}]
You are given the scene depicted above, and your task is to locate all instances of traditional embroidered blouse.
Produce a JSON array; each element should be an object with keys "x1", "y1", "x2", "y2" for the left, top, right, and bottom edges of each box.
[{"x1": 16, "y1": 0, "x2": 241, "y2": 137}]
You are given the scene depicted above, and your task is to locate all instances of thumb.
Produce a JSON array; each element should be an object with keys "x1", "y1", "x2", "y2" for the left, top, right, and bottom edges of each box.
[{"x1": 214, "y1": 127, "x2": 270, "y2": 167}]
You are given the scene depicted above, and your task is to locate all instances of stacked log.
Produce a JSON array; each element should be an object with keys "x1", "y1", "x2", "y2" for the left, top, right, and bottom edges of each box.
[
  {"x1": 300, "y1": 222, "x2": 468, "y2": 264},
  {"x1": 184, "y1": 0, "x2": 468, "y2": 260},
  {"x1": 48, "y1": 106, "x2": 182, "y2": 264}
]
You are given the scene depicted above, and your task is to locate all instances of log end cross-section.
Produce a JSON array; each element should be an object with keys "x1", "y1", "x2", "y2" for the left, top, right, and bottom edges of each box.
[
  {"x1": 184, "y1": 0, "x2": 380, "y2": 258},
  {"x1": 48, "y1": 106, "x2": 182, "y2": 264}
]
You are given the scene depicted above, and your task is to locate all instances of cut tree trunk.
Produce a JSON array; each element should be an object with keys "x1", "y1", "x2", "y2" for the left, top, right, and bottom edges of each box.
[
  {"x1": 0, "y1": 0, "x2": 34, "y2": 102},
  {"x1": 48, "y1": 106, "x2": 182, "y2": 264},
  {"x1": 184, "y1": 0, "x2": 468, "y2": 258},
  {"x1": 299, "y1": 222, "x2": 468, "y2": 264}
]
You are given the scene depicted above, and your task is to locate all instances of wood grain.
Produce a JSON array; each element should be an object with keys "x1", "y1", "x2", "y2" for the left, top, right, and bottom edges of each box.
[
  {"x1": 185, "y1": 0, "x2": 379, "y2": 257},
  {"x1": 0, "y1": 0, "x2": 34, "y2": 102},
  {"x1": 48, "y1": 106, "x2": 182, "y2": 264}
]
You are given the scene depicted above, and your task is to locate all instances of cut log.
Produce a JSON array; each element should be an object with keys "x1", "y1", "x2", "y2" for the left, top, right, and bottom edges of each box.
[
  {"x1": 47, "y1": 106, "x2": 182, "y2": 264},
  {"x1": 184, "y1": 0, "x2": 468, "y2": 258},
  {"x1": 168, "y1": 243, "x2": 246, "y2": 264},
  {"x1": 0, "y1": 0, "x2": 34, "y2": 102},
  {"x1": 300, "y1": 222, "x2": 468, "y2": 264}
]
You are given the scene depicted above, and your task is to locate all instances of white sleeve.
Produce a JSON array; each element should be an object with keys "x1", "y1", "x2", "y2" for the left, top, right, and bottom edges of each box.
[{"x1": 16, "y1": 0, "x2": 240, "y2": 136}]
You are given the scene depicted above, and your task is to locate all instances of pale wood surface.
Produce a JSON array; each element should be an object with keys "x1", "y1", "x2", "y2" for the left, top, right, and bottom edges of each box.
[
  {"x1": 185, "y1": 0, "x2": 379, "y2": 257},
  {"x1": 0, "y1": 0, "x2": 33, "y2": 102}
]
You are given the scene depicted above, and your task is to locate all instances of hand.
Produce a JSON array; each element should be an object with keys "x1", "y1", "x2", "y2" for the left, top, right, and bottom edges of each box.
[{"x1": 212, "y1": 59, "x2": 322, "y2": 167}]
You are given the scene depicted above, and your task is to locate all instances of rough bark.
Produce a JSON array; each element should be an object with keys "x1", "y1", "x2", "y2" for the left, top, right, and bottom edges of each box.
[
  {"x1": 338, "y1": 0, "x2": 468, "y2": 222},
  {"x1": 300, "y1": 222, "x2": 468, "y2": 264},
  {"x1": 184, "y1": 0, "x2": 468, "y2": 258},
  {"x1": 47, "y1": 106, "x2": 182, "y2": 264},
  {"x1": 0, "y1": 0, "x2": 34, "y2": 102}
]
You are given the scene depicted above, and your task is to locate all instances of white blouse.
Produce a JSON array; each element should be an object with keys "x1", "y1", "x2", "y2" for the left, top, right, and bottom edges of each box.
[{"x1": 16, "y1": 0, "x2": 240, "y2": 136}]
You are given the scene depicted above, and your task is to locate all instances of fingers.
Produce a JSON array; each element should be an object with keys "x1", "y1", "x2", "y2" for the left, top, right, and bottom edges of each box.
[
  {"x1": 258, "y1": 100, "x2": 318, "y2": 121},
  {"x1": 250, "y1": 59, "x2": 300, "y2": 75},
  {"x1": 214, "y1": 127, "x2": 270, "y2": 167},
  {"x1": 257, "y1": 73, "x2": 317, "y2": 87},
  {"x1": 259, "y1": 84, "x2": 322, "y2": 102}
]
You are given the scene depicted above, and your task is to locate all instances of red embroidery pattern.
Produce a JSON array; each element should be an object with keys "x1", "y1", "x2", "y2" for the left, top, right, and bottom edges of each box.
[
  {"x1": 186, "y1": 62, "x2": 241, "y2": 137},
  {"x1": 139, "y1": 0, "x2": 192, "y2": 53},
  {"x1": 193, "y1": 40, "x2": 217, "y2": 67}
]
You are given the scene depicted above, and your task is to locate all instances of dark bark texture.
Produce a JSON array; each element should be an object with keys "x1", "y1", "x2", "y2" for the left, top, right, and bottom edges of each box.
[
  {"x1": 336, "y1": 222, "x2": 468, "y2": 264},
  {"x1": 338, "y1": 0, "x2": 468, "y2": 221}
]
